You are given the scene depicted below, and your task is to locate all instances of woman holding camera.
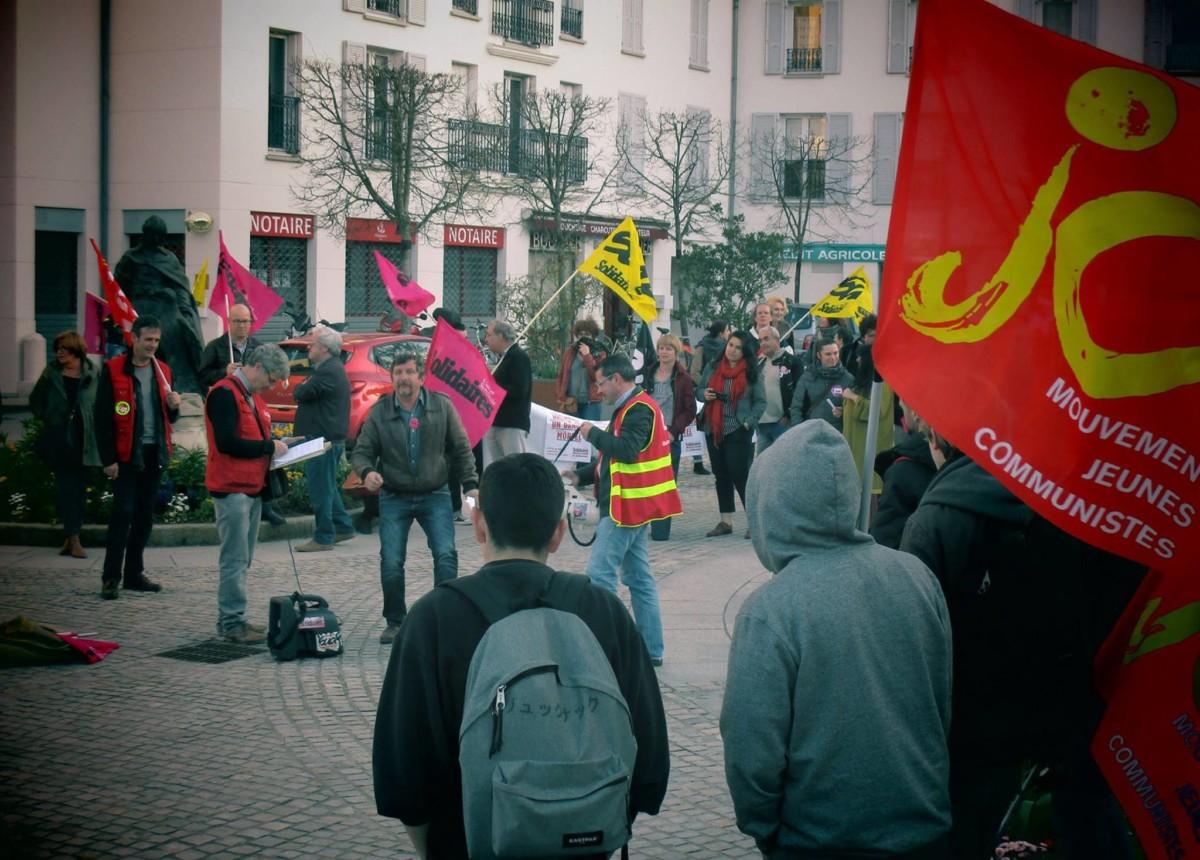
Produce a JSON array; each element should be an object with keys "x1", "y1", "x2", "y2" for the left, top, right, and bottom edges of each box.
[
  {"x1": 30, "y1": 331, "x2": 101, "y2": 557},
  {"x1": 556, "y1": 318, "x2": 604, "y2": 421},
  {"x1": 641, "y1": 333, "x2": 697, "y2": 541},
  {"x1": 699, "y1": 330, "x2": 765, "y2": 538}
]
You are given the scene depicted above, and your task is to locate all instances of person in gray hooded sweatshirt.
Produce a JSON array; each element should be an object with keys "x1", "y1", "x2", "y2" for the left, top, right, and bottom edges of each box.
[{"x1": 720, "y1": 421, "x2": 953, "y2": 859}]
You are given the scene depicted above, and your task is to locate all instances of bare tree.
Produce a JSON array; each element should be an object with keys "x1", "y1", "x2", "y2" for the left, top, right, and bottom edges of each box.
[
  {"x1": 749, "y1": 117, "x2": 874, "y2": 301},
  {"x1": 294, "y1": 56, "x2": 491, "y2": 257},
  {"x1": 616, "y1": 108, "x2": 731, "y2": 336}
]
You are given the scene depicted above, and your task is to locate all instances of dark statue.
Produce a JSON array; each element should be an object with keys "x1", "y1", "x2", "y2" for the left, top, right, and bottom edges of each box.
[{"x1": 114, "y1": 216, "x2": 205, "y2": 394}]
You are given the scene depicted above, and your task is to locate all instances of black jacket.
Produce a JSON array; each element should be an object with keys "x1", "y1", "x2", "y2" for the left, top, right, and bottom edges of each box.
[
  {"x1": 373, "y1": 560, "x2": 670, "y2": 860},
  {"x1": 293, "y1": 355, "x2": 350, "y2": 442},
  {"x1": 870, "y1": 429, "x2": 937, "y2": 549},
  {"x1": 492, "y1": 343, "x2": 532, "y2": 432},
  {"x1": 900, "y1": 456, "x2": 1145, "y2": 763},
  {"x1": 198, "y1": 333, "x2": 263, "y2": 391}
]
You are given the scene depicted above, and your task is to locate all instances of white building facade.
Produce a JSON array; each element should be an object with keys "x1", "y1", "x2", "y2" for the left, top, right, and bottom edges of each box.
[{"x1": 2, "y1": 0, "x2": 1196, "y2": 394}]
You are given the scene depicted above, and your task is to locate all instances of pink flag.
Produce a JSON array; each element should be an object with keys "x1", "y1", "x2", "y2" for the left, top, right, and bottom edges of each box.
[
  {"x1": 424, "y1": 318, "x2": 507, "y2": 447},
  {"x1": 83, "y1": 292, "x2": 108, "y2": 354},
  {"x1": 373, "y1": 250, "x2": 434, "y2": 316},
  {"x1": 210, "y1": 232, "x2": 284, "y2": 334}
]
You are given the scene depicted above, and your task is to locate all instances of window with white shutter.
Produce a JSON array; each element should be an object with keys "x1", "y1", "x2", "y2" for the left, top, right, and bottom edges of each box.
[{"x1": 872, "y1": 113, "x2": 902, "y2": 205}]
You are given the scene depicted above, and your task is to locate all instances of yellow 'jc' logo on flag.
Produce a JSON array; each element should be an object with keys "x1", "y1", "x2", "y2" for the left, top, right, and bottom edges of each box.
[
  {"x1": 578, "y1": 217, "x2": 657, "y2": 323},
  {"x1": 812, "y1": 266, "x2": 874, "y2": 320}
]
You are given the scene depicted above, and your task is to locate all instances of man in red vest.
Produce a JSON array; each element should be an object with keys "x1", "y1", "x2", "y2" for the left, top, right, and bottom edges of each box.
[
  {"x1": 564, "y1": 353, "x2": 682, "y2": 666},
  {"x1": 94, "y1": 315, "x2": 182, "y2": 599},
  {"x1": 204, "y1": 344, "x2": 290, "y2": 643}
]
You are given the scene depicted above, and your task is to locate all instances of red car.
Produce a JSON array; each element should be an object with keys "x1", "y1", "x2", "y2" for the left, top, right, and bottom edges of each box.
[{"x1": 264, "y1": 332, "x2": 432, "y2": 443}]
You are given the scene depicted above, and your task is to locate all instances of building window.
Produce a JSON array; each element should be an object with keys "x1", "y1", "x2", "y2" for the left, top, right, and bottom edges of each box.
[
  {"x1": 366, "y1": 50, "x2": 401, "y2": 162},
  {"x1": 887, "y1": 0, "x2": 917, "y2": 74},
  {"x1": 622, "y1": 0, "x2": 644, "y2": 53},
  {"x1": 268, "y1": 31, "x2": 300, "y2": 155},
  {"x1": 764, "y1": 0, "x2": 841, "y2": 75},
  {"x1": 561, "y1": 0, "x2": 583, "y2": 39},
  {"x1": 690, "y1": 0, "x2": 709, "y2": 67},
  {"x1": 367, "y1": 0, "x2": 405, "y2": 18},
  {"x1": 345, "y1": 241, "x2": 408, "y2": 328},
  {"x1": 492, "y1": 0, "x2": 556, "y2": 49},
  {"x1": 453, "y1": 0, "x2": 478, "y2": 14},
  {"x1": 249, "y1": 237, "x2": 308, "y2": 342},
  {"x1": 443, "y1": 247, "x2": 498, "y2": 326},
  {"x1": 782, "y1": 115, "x2": 827, "y2": 200}
]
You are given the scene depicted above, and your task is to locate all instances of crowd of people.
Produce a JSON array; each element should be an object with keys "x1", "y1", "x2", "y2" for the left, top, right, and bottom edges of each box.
[{"x1": 25, "y1": 292, "x2": 1146, "y2": 859}]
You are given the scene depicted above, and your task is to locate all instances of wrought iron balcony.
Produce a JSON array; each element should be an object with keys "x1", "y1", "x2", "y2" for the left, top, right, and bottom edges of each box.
[
  {"x1": 492, "y1": 0, "x2": 555, "y2": 48},
  {"x1": 452, "y1": 0, "x2": 478, "y2": 13},
  {"x1": 366, "y1": 0, "x2": 404, "y2": 16},
  {"x1": 268, "y1": 95, "x2": 300, "y2": 155},
  {"x1": 786, "y1": 47, "x2": 822, "y2": 72},
  {"x1": 448, "y1": 119, "x2": 586, "y2": 184},
  {"x1": 561, "y1": 2, "x2": 583, "y2": 39}
]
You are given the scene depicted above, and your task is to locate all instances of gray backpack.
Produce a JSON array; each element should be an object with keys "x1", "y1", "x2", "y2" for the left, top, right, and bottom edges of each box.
[{"x1": 446, "y1": 573, "x2": 637, "y2": 859}]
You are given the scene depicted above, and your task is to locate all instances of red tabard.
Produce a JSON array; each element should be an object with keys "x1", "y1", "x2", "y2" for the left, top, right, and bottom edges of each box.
[
  {"x1": 106, "y1": 354, "x2": 174, "y2": 463},
  {"x1": 606, "y1": 391, "x2": 683, "y2": 527},
  {"x1": 204, "y1": 375, "x2": 272, "y2": 495}
]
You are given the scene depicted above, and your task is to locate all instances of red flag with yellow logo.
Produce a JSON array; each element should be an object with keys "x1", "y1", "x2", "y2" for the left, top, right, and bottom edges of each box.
[
  {"x1": 874, "y1": 2, "x2": 1200, "y2": 856},
  {"x1": 876, "y1": 0, "x2": 1200, "y2": 574}
]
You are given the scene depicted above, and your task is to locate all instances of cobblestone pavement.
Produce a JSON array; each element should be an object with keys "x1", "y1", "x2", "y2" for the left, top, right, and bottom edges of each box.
[{"x1": 0, "y1": 468, "x2": 771, "y2": 859}]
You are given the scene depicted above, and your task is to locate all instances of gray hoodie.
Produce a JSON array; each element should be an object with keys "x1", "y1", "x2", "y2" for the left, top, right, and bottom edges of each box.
[{"x1": 720, "y1": 421, "x2": 952, "y2": 856}]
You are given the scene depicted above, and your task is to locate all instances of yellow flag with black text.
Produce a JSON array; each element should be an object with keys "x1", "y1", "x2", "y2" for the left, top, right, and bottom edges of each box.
[
  {"x1": 577, "y1": 217, "x2": 657, "y2": 323},
  {"x1": 192, "y1": 258, "x2": 210, "y2": 306},
  {"x1": 811, "y1": 266, "x2": 874, "y2": 319}
]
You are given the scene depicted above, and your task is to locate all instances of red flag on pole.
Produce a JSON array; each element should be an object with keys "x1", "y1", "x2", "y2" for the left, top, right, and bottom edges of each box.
[
  {"x1": 210, "y1": 232, "x2": 284, "y2": 334},
  {"x1": 373, "y1": 250, "x2": 434, "y2": 317},
  {"x1": 423, "y1": 318, "x2": 506, "y2": 447},
  {"x1": 874, "y1": 2, "x2": 1200, "y2": 856},
  {"x1": 89, "y1": 239, "x2": 137, "y2": 346}
]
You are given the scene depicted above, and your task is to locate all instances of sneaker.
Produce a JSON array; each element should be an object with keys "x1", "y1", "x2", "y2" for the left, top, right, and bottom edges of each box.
[
  {"x1": 295, "y1": 540, "x2": 333, "y2": 552},
  {"x1": 123, "y1": 575, "x2": 163, "y2": 592},
  {"x1": 705, "y1": 522, "x2": 733, "y2": 537},
  {"x1": 334, "y1": 531, "x2": 356, "y2": 543},
  {"x1": 101, "y1": 581, "x2": 120, "y2": 600},
  {"x1": 379, "y1": 622, "x2": 403, "y2": 644},
  {"x1": 223, "y1": 624, "x2": 267, "y2": 645},
  {"x1": 693, "y1": 461, "x2": 710, "y2": 475}
]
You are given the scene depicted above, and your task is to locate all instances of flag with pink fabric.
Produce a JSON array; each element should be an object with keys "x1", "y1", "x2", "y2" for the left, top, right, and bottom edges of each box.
[
  {"x1": 423, "y1": 318, "x2": 506, "y2": 447},
  {"x1": 373, "y1": 250, "x2": 435, "y2": 316},
  {"x1": 209, "y1": 232, "x2": 284, "y2": 334}
]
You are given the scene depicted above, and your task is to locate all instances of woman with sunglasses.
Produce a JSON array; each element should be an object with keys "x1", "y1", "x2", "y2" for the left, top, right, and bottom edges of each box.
[{"x1": 698, "y1": 330, "x2": 765, "y2": 537}]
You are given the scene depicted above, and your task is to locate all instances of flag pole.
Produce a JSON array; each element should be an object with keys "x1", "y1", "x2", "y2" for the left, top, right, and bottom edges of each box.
[
  {"x1": 516, "y1": 270, "x2": 580, "y2": 343},
  {"x1": 224, "y1": 294, "x2": 234, "y2": 364}
]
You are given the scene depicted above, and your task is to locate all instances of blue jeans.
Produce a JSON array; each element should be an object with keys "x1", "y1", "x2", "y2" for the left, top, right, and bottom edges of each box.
[
  {"x1": 214, "y1": 493, "x2": 262, "y2": 634},
  {"x1": 379, "y1": 487, "x2": 457, "y2": 623},
  {"x1": 577, "y1": 401, "x2": 601, "y2": 421},
  {"x1": 304, "y1": 442, "x2": 353, "y2": 545},
  {"x1": 586, "y1": 517, "x2": 663, "y2": 661},
  {"x1": 649, "y1": 441, "x2": 681, "y2": 541},
  {"x1": 756, "y1": 420, "x2": 788, "y2": 455}
]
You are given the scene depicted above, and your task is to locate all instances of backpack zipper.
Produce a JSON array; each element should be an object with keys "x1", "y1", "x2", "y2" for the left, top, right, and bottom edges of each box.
[{"x1": 490, "y1": 664, "x2": 557, "y2": 757}]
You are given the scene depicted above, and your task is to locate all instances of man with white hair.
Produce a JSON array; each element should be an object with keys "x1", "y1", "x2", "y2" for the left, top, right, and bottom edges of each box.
[
  {"x1": 482, "y1": 318, "x2": 532, "y2": 467},
  {"x1": 294, "y1": 325, "x2": 355, "y2": 551}
]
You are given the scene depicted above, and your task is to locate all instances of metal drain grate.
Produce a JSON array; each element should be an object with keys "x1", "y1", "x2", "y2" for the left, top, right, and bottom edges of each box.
[{"x1": 157, "y1": 640, "x2": 267, "y2": 664}]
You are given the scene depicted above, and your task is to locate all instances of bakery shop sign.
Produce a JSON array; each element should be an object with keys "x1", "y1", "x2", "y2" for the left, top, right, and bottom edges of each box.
[
  {"x1": 444, "y1": 224, "x2": 506, "y2": 248},
  {"x1": 250, "y1": 211, "x2": 315, "y2": 238}
]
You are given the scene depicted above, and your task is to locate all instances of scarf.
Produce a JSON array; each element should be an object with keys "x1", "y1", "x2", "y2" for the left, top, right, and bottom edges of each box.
[{"x1": 707, "y1": 358, "x2": 748, "y2": 446}]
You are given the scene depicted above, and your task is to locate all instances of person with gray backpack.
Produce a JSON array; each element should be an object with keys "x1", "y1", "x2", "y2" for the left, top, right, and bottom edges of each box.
[{"x1": 373, "y1": 453, "x2": 670, "y2": 859}]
